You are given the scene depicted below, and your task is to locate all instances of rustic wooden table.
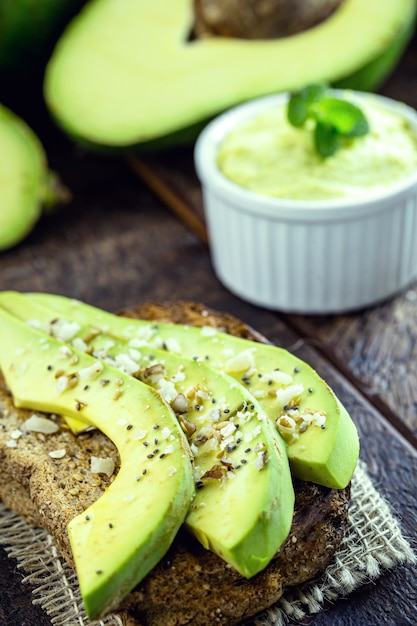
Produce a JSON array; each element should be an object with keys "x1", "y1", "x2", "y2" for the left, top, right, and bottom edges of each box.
[{"x1": 1, "y1": 31, "x2": 416, "y2": 626}]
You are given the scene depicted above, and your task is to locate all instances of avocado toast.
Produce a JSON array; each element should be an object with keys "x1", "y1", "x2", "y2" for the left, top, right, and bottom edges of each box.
[{"x1": 0, "y1": 295, "x2": 354, "y2": 625}]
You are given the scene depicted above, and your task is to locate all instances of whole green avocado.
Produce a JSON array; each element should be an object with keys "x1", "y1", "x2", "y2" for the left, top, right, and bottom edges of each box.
[
  {"x1": 0, "y1": 103, "x2": 67, "y2": 251},
  {"x1": 0, "y1": 0, "x2": 86, "y2": 74}
]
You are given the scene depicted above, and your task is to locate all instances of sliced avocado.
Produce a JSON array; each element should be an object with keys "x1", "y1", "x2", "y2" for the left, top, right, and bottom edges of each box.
[
  {"x1": 43, "y1": 0, "x2": 415, "y2": 149},
  {"x1": 0, "y1": 103, "x2": 66, "y2": 251},
  {"x1": 21, "y1": 292, "x2": 359, "y2": 488},
  {"x1": 0, "y1": 291, "x2": 294, "y2": 578},
  {"x1": 0, "y1": 306, "x2": 194, "y2": 620}
]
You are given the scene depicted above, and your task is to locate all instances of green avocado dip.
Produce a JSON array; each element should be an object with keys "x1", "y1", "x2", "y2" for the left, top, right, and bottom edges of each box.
[{"x1": 217, "y1": 96, "x2": 417, "y2": 201}]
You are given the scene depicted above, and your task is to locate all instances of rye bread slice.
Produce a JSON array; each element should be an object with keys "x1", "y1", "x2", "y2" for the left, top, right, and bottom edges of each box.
[{"x1": 0, "y1": 301, "x2": 351, "y2": 626}]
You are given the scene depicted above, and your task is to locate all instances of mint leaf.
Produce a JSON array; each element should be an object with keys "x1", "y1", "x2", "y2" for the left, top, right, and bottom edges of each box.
[
  {"x1": 317, "y1": 98, "x2": 370, "y2": 137},
  {"x1": 287, "y1": 83, "x2": 327, "y2": 127},
  {"x1": 287, "y1": 94, "x2": 309, "y2": 127},
  {"x1": 314, "y1": 122, "x2": 339, "y2": 158},
  {"x1": 298, "y1": 83, "x2": 328, "y2": 105},
  {"x1": 286, "y1": 83, "x2": 370, "y2": 158}
]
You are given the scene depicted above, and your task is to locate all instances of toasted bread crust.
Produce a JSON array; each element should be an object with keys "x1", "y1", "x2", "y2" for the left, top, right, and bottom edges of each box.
[{"x1": 0, "y1": 300, "x2": 350, "y2": 625}]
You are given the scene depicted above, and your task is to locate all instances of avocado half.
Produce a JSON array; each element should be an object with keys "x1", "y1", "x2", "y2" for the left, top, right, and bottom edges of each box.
[{"x1": 43, "y1": 0, "x2": 416, "y2": 150}]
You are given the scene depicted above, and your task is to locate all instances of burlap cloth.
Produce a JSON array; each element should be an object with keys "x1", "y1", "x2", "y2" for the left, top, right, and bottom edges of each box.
[{"x1": 0, "y1": 460, "x2": 415, "y2": 626}]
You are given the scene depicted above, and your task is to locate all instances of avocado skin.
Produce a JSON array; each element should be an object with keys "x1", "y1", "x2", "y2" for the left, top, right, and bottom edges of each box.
[
  {"x1": 0, "y1": 305, "x2": 195, "y2": 620},
  {"x1": 0, "y1": 0, "x2": 87, "y2": 124},
  {"x1": 19, "y1": 292, "x2": 359, "y2": 489},
  {"x1": 0, "y1": 104, "x2": 49, "y2": 251},
  {"x1": 334, "y1": 17, "x2": 416, "y2": 92},
  {"x1": 0, "y1": 0, "x2": 86, "y2": 73}
]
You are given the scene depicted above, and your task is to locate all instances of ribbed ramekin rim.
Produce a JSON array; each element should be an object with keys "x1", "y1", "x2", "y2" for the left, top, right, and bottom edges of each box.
[{"x1": 194, "y1": 91, "x2": 417, "y2": 221}]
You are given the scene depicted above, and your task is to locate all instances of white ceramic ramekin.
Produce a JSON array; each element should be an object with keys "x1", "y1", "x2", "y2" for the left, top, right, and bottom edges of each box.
[{"x1": 194, "y1": 92, "x2": 417, "y2": 314}]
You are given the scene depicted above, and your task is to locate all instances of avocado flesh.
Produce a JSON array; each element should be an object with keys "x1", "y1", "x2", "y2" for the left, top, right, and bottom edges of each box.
[
  {"x1": 0, "y1": 306, "x2": 194, "y2": 620},
  {"x1": 43, "y1": 0, "x2": 416, "y2": 149},
  {"x1": 0, "y1": 104, "x2": 49, "y2": 250},
  {"x1": 0, "y1": 291, "x2": 294, "y2": 578},
  {"x1": 22, "y1": 292, "x2": 359, "y2": 488}
]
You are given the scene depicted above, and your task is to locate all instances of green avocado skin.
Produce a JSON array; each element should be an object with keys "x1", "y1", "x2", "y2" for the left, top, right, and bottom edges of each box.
[
  {"x1": 0, "y1": 104, "x2": 47, "y2": 251},
  {"x1": 20, "y1": 291, "x2": 360, "y2": 490},
  {"x1": 0, "y1": 0, "x2": 86, "y2": 73}
]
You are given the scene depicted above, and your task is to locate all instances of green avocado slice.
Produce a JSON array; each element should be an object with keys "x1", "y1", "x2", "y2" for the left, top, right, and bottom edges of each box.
[
  {"x1": 0, "y1": 306, "x2": 194, "y2": 620},
  {"x1": 0, "y1": 291, "x2": 295, "y2": 578},
  {"x1": 43, "y1": 0, "x2": 416, "y2": 149},
  {"x1": 20, "y1": 292, "x2": 359, "y2": 488}
]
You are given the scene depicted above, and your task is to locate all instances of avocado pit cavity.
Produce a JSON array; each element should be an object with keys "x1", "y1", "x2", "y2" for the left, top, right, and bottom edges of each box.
[{"x1": 193, "y1": 0, "x2": 345, "y2": 40}]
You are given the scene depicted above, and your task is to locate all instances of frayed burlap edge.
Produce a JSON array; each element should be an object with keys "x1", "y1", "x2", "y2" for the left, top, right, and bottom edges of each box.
[
  {"x1": 251, "y1": 460, "x2": 416, "y2": 626},
  {"x1": 0, "y1": 460, "x2": 415, "y2": 626},
  {"x1": 0, "y1": 513, "x2": 123, "y2": 626}
]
